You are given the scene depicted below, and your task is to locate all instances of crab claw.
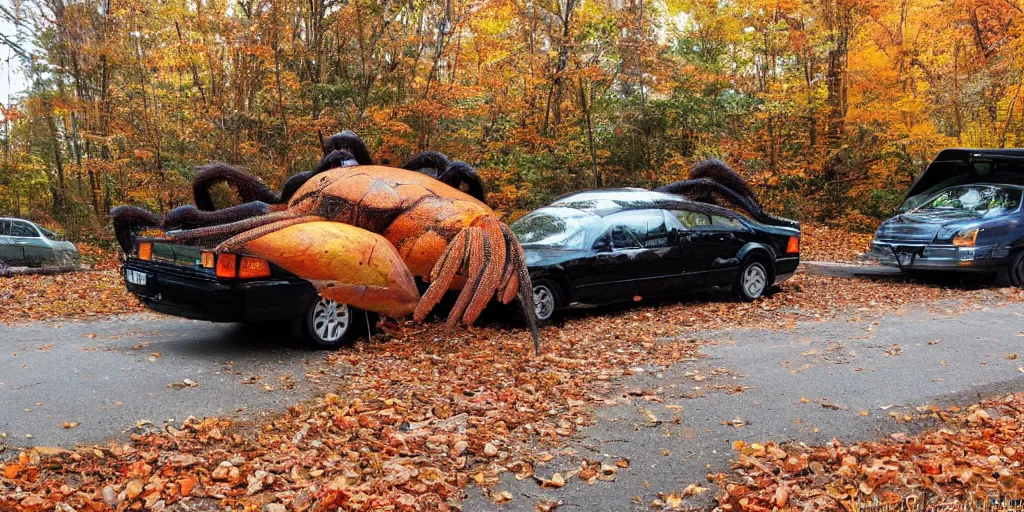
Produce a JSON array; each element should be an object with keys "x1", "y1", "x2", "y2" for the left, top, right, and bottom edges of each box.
[{"x1": 232, "y1": 221, "x2": 420, "y2": 318}]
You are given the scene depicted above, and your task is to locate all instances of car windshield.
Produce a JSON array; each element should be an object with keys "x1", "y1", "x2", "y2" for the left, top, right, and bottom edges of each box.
[
  {"x1": 912, "y1": 185, "x2": 1022, "y2": 218},
  {"x1": 40, "y1": 227, "x2": 65, "y2": 241},
  {"x1": 511, "y1": 208, "x2": 594, "y2": 249}
]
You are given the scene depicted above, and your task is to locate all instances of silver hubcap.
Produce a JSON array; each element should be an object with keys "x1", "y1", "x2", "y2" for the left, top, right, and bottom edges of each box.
[
  {"x1": 312, "y1": 299, "x2": 350, "y2": 342},
  {"x1": 533, "y1": 285, "x2": 555, "y2": 321},
  {"x1": 742, "y1": 263, "x2": 767, "y2": 298}
]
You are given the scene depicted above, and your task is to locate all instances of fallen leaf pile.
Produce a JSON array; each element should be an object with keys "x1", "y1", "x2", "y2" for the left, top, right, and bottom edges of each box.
[
  {"x1": 0, "y1": 270, "x2": 144, "y2": 324},
  {"x1": 76, "y1": 244, "x2": 122, "y2": 271},
  {"x1": 711, "y1": 393, "x2": 1024, "y2": 510},
  {"x1": 801, "y1": 224, "x2": 874, "y2": 263},
  {"x1": 630, "y1": 273, "x2": 1024, "y2": 333}
]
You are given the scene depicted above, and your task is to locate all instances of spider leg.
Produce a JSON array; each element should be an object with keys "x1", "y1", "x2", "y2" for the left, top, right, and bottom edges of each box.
[
  {"x1": 192, "y1": 163, "x2": 280, "y2": 211},
  {"x1": 111, "y1": 205, "x2": 165, "y2": 253},
  {"x1": 163, "y1": 202, "x2": 271, "y2": 231},
  {"x1": 436, "y1": 161, "x2": 487, "y2": 204}
]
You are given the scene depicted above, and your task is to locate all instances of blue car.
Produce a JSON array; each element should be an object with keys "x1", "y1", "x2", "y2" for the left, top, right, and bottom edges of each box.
[{"x1": 870, "y1": 149, "x2": 1024, "y2": 286}]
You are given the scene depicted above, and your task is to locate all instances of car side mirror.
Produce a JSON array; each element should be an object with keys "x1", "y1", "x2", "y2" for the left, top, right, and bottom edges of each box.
[{"x1": 593, "y1": 237, "x2": 611, "y2": 252}]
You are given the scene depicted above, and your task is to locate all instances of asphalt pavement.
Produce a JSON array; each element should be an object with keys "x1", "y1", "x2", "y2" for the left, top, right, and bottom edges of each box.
[{"x1": 0, "y1": 315, "x2": 346, "y2": 449}]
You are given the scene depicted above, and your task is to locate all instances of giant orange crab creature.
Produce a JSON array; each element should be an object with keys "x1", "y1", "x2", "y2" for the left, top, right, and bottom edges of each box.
[{"x1": 112, "y1": 132, "x2": 539, "y2": 351}]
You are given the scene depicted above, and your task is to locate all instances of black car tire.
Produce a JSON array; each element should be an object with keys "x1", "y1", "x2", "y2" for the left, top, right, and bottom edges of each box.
[
  {"x1": 56, "y1": 252, "x2": 74, "y2": 269},
  {"x1": 531, "y1": 279, "x2": 563, "y2": 325},
  {"x1": 1004, "y1": 251, "x2": 1024, "y2": 288},
  {"x1": 735, "y1": 257, "x2": 770, "y2": 301},
  {"x1": 296, "y1": 296, "x2": 369, "y2": 349}
]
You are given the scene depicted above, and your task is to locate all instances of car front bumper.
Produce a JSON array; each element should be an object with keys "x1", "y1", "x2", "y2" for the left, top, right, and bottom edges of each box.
[
  {"x1": 122, "y1": 261, "x2": 317, "y2": 322},
  {"x1": 868, "y1": 241, "x2": 1010, "y2": 272}
]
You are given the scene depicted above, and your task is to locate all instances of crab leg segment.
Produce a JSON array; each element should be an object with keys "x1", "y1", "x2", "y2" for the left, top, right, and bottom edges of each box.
[{"x1": 235, "y1": 221, "x2": 420, "y2": 318}]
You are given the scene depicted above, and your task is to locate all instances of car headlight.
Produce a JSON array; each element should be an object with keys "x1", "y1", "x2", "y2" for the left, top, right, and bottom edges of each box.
[{"x1": 952, "y1": 228, "x2": 979, "y2": 247}]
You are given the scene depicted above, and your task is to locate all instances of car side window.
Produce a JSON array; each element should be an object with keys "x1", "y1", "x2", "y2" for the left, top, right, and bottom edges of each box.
[
  {"x1": 10, "y1": 221, "x2": 38, "y2": 237},
  {"x1": 711, "y1": 215, "x2": 746, "y2": 231},
  {"x1": 607, "y1": 211, "x2": 671, "y2": 249},
  {"x1": 609, "y1": 226, "x2": 643, "y2": 250},
  {"x1": 0, "y1": 220, "x2": 8, "y2": 236},
  {"x1": 674, "y1": 210, "x2": 712, "y2": 230}
]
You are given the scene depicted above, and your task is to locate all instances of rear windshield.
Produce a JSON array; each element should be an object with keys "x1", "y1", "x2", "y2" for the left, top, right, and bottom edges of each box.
[{"x1": 913, "y1": 185, "x2": 1023, "y2": 217}]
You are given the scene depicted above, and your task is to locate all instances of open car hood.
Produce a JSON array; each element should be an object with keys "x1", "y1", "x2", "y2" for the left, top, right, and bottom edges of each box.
[{"x1": 903, "y1": 149, "x2": 1024, "y2": 211}]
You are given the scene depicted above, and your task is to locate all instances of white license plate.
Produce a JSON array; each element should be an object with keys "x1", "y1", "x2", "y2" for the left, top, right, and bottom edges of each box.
[
  {"x1": 897, "y1": 252, "x2": 914, "y2": 266},
  {"x1": 126, "y1": 270, "x2": 147, "y2": 286}
]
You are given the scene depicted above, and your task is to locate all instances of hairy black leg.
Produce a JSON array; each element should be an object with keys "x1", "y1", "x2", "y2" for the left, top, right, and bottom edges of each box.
[
  {"x1": 163, "y1": 201, "x2": 271, "y2": 231},
  {"x1": 192, "y1": 163, "x2": 280, "y2": 212},
  {"x1": 437, "y1": 161, "x2": 487, "y2": 204},
  {"x1": 401, "y1": 151, "x2": 451, "y2": 178},
  {"x1": 687, "y1": 159, "x2": 758, "y2": 204},
  {"x1": 658, "y1": 178, "x2": 766, "y2": 219},
  {"x1": 111, "y1": 205, "x2": 165, "y2": 253},
  {"x1": 279, "y1": 149, "x2": 357, "y2": 205},
  {"x1": 166, "y1": 211, "x2": 306, "y2": 248},
  {"x1": 323, "y1": 130, "x2": 374, "y2": 164}
]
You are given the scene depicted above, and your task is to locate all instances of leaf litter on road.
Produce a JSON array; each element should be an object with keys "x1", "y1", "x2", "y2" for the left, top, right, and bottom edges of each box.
[
  {"x1": 711, "y1": 393, "x2": 1024, "y2": 511},
  {"x1": 1, "y1": 268, "x2": 1022, "y2": 509}
]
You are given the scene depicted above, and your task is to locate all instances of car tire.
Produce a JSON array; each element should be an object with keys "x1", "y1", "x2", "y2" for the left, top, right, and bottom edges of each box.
[
  {"x1": 296, "y1": 297, "x2": 369, "y2": 349},
  {"x1": 1004, "y1": 251, "x2": 1024, "y2": 288},
  {"x1": 56, "y1": 252, "x2": 74, "y2": 269},
  {"x1": 735, "y1": 258, "x2": 770, "y2": 301},
  {"x1": 531, "y1": 279, "x2": 563, "y2": 325}
]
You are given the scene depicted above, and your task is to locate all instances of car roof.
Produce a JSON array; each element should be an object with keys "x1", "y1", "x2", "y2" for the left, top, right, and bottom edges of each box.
[
  {"x1": 0, "y1": 217, "x2": 35, "y2": 223},
  {"x1": 549, "y1": 188, "x2": 736, "y2": 217}
]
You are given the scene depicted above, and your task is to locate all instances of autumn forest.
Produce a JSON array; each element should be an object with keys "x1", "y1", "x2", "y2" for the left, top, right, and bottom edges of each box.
[{"x1": 1, "y1": 0, "x2": 1023, "y2": 242}]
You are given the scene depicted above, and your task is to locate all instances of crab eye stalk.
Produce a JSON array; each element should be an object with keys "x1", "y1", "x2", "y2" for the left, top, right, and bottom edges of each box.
[{"x1": 952, "y1": 228, "x2": 979, "y2": 247}]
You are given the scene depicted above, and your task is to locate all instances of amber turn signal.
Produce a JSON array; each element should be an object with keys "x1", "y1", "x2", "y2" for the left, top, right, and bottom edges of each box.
[
  {"x1": 238, "y1": 256, "x2": 271, "y2": 279},
  {"x1": 137, "y1": 242, "x2": 153, "y2": 261},
  {"x1": 952, "y1": 228, "x2": 978, "y2": 247},
  {"x1": 216, "y1": 253, "x2": 237, "y2": 278},
  {"x1": 200, "y1": 251, "x2": 215, "y2": 269},
  {"x1": 786, "y1": 236, "x2": 800, "y2": 254}
]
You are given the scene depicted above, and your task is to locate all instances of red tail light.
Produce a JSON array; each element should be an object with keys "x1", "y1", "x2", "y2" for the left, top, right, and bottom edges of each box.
[
  {"x1": 216, "y1": 253, "x2": 237, "y2": 278},
  {"x1": 786, "y1": 236, "x2": 800, "y2": 254},
  {"x1": 238, "y1": 256, "x2": 271, "y2": 279},
  {"x1": 137, "y1": 242, "x2": 153, "y2": 261}
]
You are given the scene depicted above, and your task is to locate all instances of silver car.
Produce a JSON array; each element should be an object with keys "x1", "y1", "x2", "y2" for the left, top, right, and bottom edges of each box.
[{"x1": 0, "y1": 217, "x2": 79, "y2": 268}]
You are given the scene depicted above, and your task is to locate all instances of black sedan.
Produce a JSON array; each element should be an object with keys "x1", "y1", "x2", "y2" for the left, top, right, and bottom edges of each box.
[
  {"x1": 121, "y1": 239, "x2": 372, "y2": 348},
  {"x1": 869, "y1": 149, "x2": 1024, "y2": 286},
  {"x1": 510, "y1": 189, "x2": 801, "y2": 323}
]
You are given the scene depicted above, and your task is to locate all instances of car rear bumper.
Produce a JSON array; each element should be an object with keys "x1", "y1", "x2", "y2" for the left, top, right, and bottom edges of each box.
[
  {"x1": 869, "y1": 241, "x2": 1009, "y2": 272},
  {"x1": 775, "y1": 256, "x2": 799, "y2": 282},
  {"x1": 122, "y1": 261, "x2": 316, "y2": 322}
]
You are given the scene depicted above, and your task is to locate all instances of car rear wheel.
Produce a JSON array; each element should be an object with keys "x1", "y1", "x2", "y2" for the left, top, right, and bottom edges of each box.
[
  {"x1": 1006, "y1": 251, "x2": 1024, "y2": 288},
  {"x1": 735, "y1": 258, "x2": 769, "y2": 301},
  {"x1": 532, "y1": 280, "x2": 563, "y2": 325},
  {"x1": 298, "y1": 297, "x2": 361, "y2": 349}
]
